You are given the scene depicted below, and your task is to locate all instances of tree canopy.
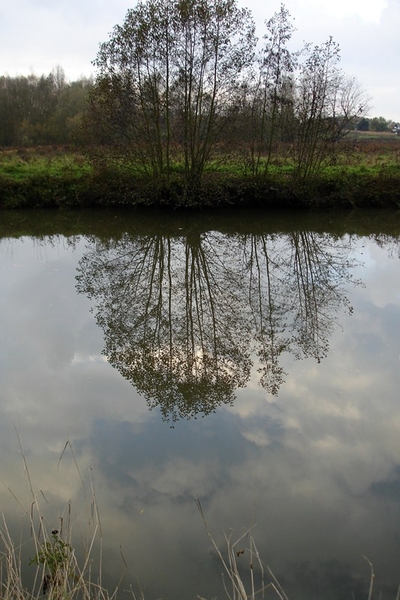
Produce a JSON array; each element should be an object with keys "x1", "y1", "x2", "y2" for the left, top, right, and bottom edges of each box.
[
  {"x1": 90, "y1": 0, "x2": 256, "y2": 187},
  {"x1": 87, "y1": 0, "x2": 368, "y2": 186},
  {"x1": 0, "y1": 68, "x2": 92, "y2": 146}
]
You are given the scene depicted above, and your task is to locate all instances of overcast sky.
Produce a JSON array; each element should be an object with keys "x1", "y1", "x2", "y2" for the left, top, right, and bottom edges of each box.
[{"x1": 0, "y1": 0, "x2": 399, "y2": 121}]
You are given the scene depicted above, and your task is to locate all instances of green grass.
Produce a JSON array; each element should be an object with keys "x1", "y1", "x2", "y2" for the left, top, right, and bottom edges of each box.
[
  {"x1": 1, "y1": 139, "x2": 400, "y2": 209},
  {"x1": 0, "y1": 148, "x2": 92, "y2": 181}
]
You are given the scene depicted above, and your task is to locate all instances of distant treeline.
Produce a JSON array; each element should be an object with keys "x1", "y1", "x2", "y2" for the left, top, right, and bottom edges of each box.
[{"x1": 0, "y1": 67, "x2": 92, "y2": 146}]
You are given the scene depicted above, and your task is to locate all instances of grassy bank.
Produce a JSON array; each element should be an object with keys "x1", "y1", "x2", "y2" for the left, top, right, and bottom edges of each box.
[{"x1": 1, "y1": 135, "x2": 400, "y2": 209}]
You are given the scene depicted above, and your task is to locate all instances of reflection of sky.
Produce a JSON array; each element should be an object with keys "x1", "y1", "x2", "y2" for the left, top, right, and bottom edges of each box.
[{"x1": 0, "y1": 229, "x2": 400, "y2": 600}]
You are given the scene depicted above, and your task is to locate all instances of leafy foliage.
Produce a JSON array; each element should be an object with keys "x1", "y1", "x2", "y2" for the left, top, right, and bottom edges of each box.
[
  {"x1": 0, "y1": 68, "x2": 92, "y2": 146},
  {"x1": 28, "y1": 530, "x2": 80, "y2": 597}
]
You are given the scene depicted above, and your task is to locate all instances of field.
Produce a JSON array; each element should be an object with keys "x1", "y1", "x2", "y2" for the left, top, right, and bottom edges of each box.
[{"x1": 1, "y1": 132, "x2": 400, "y2": 209}]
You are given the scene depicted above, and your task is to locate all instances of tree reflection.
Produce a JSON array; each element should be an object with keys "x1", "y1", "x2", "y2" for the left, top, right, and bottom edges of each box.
[
  {"x1": 243, "y1": 233, "x2": 289, "y2": 395},
  {"x1": 76, "y1": 228, "x2": 359, "y2": 422},
  {"x1": 77, "y1": 232, "x2": 251, "y2": 423},
  {"x1": 287, "y1": 232, "x2": 356, "y2": 361},
  {"x1": 242, "y1": 231, "x2": 357, "y2": 395}
]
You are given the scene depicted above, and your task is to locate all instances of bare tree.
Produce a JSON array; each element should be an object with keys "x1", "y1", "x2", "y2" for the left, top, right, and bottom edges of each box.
[
  {"x1": 245, "y1": 4, "x2": 296, "y2": 177},
  {"x1": 91, "y1": 0, "x2": 176, "y2": 183},
  {"x1": 292, "y1": 37, "x2": 368, "y2": 182},
  {"x1": 90, "y1": 0, "x2": 256, "y2": 191}
]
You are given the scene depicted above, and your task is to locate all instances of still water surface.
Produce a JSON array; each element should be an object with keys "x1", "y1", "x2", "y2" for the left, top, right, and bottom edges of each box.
[{"x1": 0, "y1": 209, "x2": 400, "y2": 600}]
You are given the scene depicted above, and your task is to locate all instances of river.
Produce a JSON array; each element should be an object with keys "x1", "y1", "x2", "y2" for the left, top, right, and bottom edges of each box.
[{"x1": 0, "y1": 208, "x2": 399, "y2": 600}]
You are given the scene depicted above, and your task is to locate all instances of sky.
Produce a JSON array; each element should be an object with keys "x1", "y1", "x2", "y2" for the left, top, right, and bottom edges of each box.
[{"x1": 0, "y1": 0, "x2": 399, "y2": 119}]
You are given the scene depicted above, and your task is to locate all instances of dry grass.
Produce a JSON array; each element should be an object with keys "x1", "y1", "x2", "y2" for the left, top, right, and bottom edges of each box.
[
  {"x1": 196, "y1": 498, "x2": 288, "y2": 600},
  {"x1": 0, "y1": 440, "x2": 117, "y2": 600},
  {"x1": 196, "y1": 498, "x2": 400, "y2": 600}
]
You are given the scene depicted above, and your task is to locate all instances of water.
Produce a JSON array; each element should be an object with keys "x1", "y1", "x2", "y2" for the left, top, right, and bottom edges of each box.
[{"x1": 0, "y1": 209, "x2": 399, "y2": 600}]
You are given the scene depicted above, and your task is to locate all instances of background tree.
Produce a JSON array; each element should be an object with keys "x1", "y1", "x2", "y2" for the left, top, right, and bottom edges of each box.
[
  {"x1": 49, "y1": 77, "x2": 93, "y2": 144},
  {"x1": 369, "y1": 116, "x2": 390, "y2": 132},
  {"x1": 0, "y1": 68, "x2": 92, "y2": 146},
  {"x1": 356, "y1": 116, "x2": 369, "y2": 131},
  {"x1": 0, "y1": 76, "x2": 28, "y2": 145},
  {"x1": 292, "y1": 38, "x2": 367, "y2": 182}
]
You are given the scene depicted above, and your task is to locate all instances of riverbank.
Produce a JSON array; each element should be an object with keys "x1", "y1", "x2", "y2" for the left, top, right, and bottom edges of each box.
[{"x1": 1, "y1": 137, "x2": 400, "y2": 209}]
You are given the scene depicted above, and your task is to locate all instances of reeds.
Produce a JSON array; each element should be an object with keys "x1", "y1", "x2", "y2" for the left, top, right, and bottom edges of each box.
[
  {"x1": 196, "y1": 498, "x2": 288, "y2": 600},
  {"x1": 196, "y1": 497, "x2": 400, "y2": 600},
  {"x1": 0, "y1": 440, "x2": 115, "y2": 600}
]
